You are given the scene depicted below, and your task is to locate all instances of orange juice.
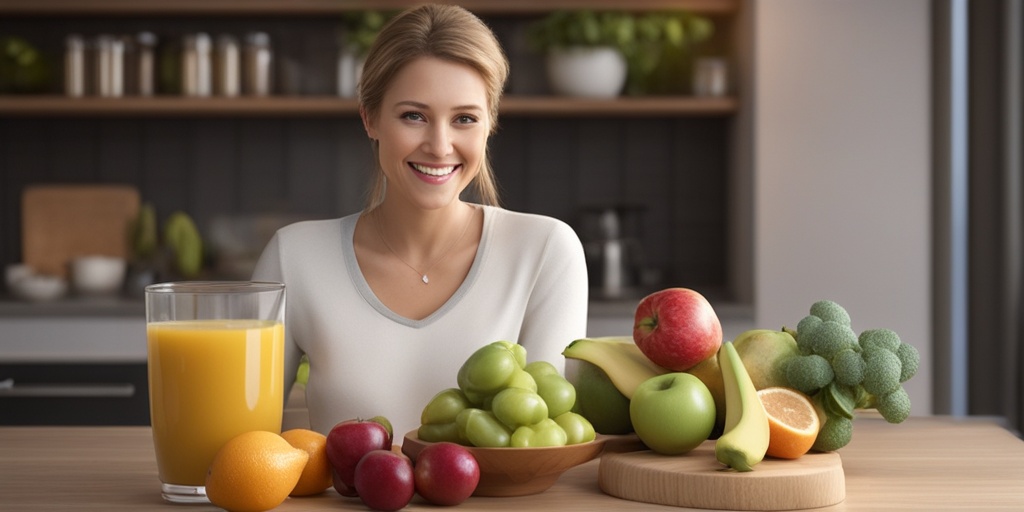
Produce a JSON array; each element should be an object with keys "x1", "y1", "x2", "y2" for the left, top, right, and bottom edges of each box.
[{"x1": 147, "y1": 319, "x2": 284, "y2": 486}]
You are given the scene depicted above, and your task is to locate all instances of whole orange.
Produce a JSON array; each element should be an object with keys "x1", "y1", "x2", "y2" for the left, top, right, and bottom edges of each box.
[
  {"x1": 281, "y1": 428, "x2": 333, "y2": 496},
  {"x1": 205, "y1": 430, "x2": 308, "y2": 512}
]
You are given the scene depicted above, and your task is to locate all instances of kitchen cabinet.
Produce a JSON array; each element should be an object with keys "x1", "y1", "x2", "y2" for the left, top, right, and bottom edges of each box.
[
  {"x1": 0, "y1": 0, "x2": 751, "y2": 305},
  {"x1": 0, "y1": 305, "x2": 148, "y2": 425}
]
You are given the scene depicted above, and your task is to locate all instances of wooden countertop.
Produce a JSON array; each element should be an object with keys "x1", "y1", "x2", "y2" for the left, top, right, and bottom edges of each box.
[{"x1": 1, "y1": 416, "x2": 1022, "y2": 510}]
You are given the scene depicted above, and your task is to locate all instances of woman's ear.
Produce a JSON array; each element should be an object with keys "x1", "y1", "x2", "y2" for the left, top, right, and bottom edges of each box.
[{"x1": 360, "y1": 105, "x2": 378, "y2": 140}]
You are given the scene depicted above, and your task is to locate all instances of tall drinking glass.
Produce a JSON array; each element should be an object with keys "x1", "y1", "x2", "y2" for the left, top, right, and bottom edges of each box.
[{"x1": 145, "y1": 281, "x2": 286, "y2": 503}]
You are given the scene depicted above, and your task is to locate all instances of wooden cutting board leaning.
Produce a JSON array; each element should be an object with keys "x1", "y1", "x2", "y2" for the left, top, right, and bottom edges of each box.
[
  {"x1": 598, "y1": 440, "x2": 845, "y2": 510},
  {"x1": 21, "y1": 184, "x2": 140, "y2": 278}
]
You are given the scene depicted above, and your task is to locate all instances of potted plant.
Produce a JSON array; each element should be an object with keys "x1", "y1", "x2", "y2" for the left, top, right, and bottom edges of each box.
[
  {"x1": 527, "y1": 10, "x2": 714, "y2": 97},
  {"x1": 336, "y1": 10, "x2": 393, "y2": 97}
]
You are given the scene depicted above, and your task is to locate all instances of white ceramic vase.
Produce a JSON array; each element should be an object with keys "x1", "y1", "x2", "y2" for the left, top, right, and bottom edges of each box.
[{"x1": 545, "y1": 46, "x2": 627, "y2": 98}]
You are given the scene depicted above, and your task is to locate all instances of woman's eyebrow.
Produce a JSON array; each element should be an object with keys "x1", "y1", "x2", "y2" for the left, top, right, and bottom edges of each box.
[{"x1": 395, "y1": 100, "x2": 483, "y2": 112}]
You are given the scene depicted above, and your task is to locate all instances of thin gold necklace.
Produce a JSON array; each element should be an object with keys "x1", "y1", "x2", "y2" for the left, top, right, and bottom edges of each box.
[{"x1": 373, "y1": 207, "x2": 474, "y2": 284}]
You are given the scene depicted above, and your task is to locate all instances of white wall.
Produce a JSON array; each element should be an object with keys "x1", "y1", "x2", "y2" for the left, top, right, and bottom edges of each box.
[{"x1": 754, "y1": 0, "x2": 933, "y2": 414}]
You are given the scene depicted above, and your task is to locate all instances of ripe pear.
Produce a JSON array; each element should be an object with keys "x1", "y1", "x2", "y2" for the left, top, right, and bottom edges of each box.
[
  {"x1": 688, "y1": 329, "x2": 801, "y2": 431},
  {"x1": 732, "y1": 329, "x2": 801, "y2": 390}
]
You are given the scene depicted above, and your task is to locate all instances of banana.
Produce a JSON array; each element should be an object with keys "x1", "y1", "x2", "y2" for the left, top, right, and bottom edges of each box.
[
  {"x1": 562, "y1": 337, "x2": 669, "y2": 399},
  {"x1": 715, "y1": 341, "x2": 770, "y2": 471}
]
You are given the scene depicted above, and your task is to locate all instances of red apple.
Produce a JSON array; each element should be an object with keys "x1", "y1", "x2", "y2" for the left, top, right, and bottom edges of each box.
[
  {"x1": 353, "y1": 450, "x2": 415, "y2": 511},
  {"x1": 413, "y1": 442, "x2": 480, "y2": 505},
  {"x1": 326, "y1": 418, "x2": 391, "y2": 492},
  {"x1": 331, "y1": 469, "x2": 357, "y2": 497},
  {"x1": 633, "y1": 287, "x2": 722, "y2": 371}
]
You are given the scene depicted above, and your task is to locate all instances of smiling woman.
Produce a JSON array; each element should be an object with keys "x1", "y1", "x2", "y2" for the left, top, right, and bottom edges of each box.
[{"x1": 252, "y1": 4, "x2": 589, "y2": 439}]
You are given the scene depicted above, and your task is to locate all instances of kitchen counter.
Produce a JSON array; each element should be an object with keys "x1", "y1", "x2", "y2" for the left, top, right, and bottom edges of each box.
[{"x1": 1, "y1": 416, "x2": 1022, "y2": 510}]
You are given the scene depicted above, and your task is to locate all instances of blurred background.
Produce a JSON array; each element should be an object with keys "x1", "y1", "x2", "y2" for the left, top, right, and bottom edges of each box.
[{"x1": 0, "y1": 0, "x2": 1020, "y2": 436}]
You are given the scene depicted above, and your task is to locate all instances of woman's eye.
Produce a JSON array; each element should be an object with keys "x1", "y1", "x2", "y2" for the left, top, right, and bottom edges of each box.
[
  {"x1": 401, "y1": 112, "x2": 425, "y2": 122},
  {"x1": 455, "y1": 114, "x2": 478, "y2": 125}
]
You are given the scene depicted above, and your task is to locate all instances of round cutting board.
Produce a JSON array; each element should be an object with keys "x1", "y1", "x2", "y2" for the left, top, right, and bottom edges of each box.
[{"x1": 599, "y1": 441, "x2": 844, "y2": 510}]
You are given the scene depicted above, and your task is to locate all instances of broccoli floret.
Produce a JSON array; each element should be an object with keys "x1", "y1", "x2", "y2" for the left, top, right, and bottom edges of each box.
[
  {"x1": 803, "y1": 320, "x2": 857, "y2": 360},
  {"x1": 812, "y1": 415, "x2": 853, "y2": 452},
  {"x1": 861, "y1": 348, "x2": 902, "y2": 396},
  {"x1": 810, "y1": 300, "x2": 851, "y2": 326},
  {"x1": 859, "y1": 328, "x2": 902, "y2": 353},
  {"x1": 876, "y1": 387, "x2": 911, "y2": 424},
  {"x1": 785, "y1": 354, "x2": 834, "y2": 394},
  {"x1": 795, "y1": 315, "x2": 823, "y2": 354},
  {"x1": 832, "y1": 348, "x2": 865, "y2": 386},
  {"x1": 896, "y1": 342, "x2": 920, "y2": 382}
]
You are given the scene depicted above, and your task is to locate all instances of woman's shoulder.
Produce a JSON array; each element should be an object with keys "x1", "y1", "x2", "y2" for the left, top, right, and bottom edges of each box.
[
  {"x1": 483, "y1": 206, "x2": 581, "y2": 250},
  {"x1": 484, "y1": 205, "x2": 573, "y2": 233},
  {"x1": 274, "y1": 213, "x2": 356, "y2": 241}
]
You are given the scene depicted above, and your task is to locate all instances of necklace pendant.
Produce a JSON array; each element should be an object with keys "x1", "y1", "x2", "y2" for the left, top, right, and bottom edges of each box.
[{"x1": 422, "y1": 275, "x2": 429, "y2": 284}]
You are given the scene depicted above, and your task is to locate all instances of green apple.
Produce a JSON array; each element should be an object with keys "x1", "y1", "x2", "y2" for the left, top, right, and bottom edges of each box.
[
  {"x1": 569, "y1": 360, "x2": 633, "y2": 434},
  {"x1": 629, "y1": 373, "x2": 716, "y2": 455}
]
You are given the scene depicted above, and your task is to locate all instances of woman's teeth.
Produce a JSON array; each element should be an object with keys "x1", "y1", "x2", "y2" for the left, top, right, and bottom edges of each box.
[{"x1": 411, "y1": 163, "x2": 456, "y2": 176}]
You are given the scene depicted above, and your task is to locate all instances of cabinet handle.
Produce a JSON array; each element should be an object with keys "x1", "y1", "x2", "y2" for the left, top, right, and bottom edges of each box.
[{"x1": 0, "y1": 379, "x2": 135, "y2": 398}]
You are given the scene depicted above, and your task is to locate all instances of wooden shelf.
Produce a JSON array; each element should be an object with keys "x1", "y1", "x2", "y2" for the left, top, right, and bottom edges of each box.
[
  {"x1": 0, "y1": 0, "x2": 739, "y2": 17},
  {"x1": 0, "y1": 95, "x2": 737, "y2": 117}
]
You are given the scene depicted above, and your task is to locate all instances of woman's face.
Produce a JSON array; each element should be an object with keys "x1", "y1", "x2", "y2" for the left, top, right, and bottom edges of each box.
[{"x1": 363, "y1": 56, "x2": 491, "y2": 211}]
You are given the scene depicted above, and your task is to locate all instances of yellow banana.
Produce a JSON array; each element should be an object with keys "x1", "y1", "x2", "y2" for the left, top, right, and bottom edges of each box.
[
  {"x1": 715, "y1": 341, "x2": 770, "y2": 471},
  {"x1": 562, "y1": 337, "x2": 669, "y2": 399}
]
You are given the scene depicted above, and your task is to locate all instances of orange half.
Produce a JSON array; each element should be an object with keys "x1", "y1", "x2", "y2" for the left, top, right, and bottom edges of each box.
[{"x1": 757, "y1": 387, "x2": 821, "y2": 459}]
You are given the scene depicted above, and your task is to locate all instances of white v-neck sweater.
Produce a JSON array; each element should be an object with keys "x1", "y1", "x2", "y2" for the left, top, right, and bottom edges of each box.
[{"x1": 252, "y1": 205, "x2": 589, "y2": 438}]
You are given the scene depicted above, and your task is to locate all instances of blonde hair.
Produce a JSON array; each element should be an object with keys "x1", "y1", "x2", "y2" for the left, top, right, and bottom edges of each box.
[{"x1": 358, "y1": 4, "x2": 509, "y2": 209}]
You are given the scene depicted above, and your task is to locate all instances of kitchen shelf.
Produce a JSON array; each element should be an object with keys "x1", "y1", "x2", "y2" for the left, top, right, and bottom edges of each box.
[
  {"x1": 0, "y1": 0, "x2": 738, "y2": 17},
  {"x1": 0, "y1": 95, "x2": 738, "y2": 117}
]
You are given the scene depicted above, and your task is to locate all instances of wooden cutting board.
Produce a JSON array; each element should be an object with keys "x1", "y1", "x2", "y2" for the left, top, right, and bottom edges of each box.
[
  {"x1": 599, "y1": 441, "x2": 845, "y2": 510},
  {"x1": 21, "y1": 184, "x2": 140, "y2": 278}
]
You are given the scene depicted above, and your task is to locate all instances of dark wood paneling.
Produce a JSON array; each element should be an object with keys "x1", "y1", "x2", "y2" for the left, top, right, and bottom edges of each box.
[{"x1": 1, "y1": 116, "x2": 731, "y2": 296}]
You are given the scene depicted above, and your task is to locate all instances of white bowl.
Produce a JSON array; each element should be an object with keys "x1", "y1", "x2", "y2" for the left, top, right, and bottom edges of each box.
[
  {"x1": 5, "y1": 264, "x2": 33, "y2": 289},
  {"x1": 545, "y1": 46, "x2": 627, "y2": 98},
  {"x1": 71, "y1": 256, "x2": 126, "y2": 295},
  {"x1": 11, "y1": 274, "x2": 68, "y2": 302}
]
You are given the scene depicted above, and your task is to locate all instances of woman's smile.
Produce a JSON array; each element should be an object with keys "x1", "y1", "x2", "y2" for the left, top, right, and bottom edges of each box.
[{"x1": 411, "y1": 162, "x2": 460, "y2": 181}]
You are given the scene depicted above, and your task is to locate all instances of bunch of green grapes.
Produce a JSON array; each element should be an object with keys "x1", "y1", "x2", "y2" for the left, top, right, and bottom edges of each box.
[{"x1": 782, "y1": 300, "x2": 920, "y2": 452}]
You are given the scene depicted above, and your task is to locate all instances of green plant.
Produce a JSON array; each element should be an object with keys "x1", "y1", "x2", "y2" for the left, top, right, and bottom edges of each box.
[
  {"x1": 339, "y1": 10, "x2": 394, "y2": 56},
  {"x1": 527, "y1": 10, "x2": 715, "y2": 95}
]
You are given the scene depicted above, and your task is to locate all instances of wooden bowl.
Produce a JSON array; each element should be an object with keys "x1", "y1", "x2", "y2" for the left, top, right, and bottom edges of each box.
[{"x1": 402, "y1": 430, "x2": 612, "y2": 497}]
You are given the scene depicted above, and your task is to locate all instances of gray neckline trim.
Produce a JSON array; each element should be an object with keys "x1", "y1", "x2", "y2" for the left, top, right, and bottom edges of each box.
[{"x1": 341, "y1": 204, "x2": 493, "y2": 328}]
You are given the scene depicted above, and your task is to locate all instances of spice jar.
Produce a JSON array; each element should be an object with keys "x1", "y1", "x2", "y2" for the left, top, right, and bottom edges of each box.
[
  {"x1": 243, "y1": 32, "x2": 272, "y2": 96},
  {"x1": 135, "y1": 32, "x2": 157, "y2": 96},
  {"x1": 64, "y1": 34, "x2": 86, "y2": 97},
  {"x1": 182, "y1": 33, "x2": 212, "y2": 97},
  {"x1": 94, "y1": 34, "x2": 124, "y2": 98},
  {"x1": 214, "y1": 34, "x2": 240, "y2": 97}
]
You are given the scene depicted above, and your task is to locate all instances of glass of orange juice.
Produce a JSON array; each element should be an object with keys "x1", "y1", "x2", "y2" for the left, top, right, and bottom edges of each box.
[{"x1": 145, "y1": 281, "x2": 286, "y2": 504}]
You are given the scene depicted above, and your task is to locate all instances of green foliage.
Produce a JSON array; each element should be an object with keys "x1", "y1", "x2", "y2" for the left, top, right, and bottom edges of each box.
[
  {"x1": 526, "y1": 10, "x2": 715, "y2": 95},
  {"x1": 340, "y1": 10, "x2": 395, "y2": 56}
]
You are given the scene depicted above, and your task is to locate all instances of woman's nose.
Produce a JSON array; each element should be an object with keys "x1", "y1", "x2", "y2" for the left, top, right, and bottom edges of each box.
[{"x1": 423, "y1": 123, "x2": 453, "y2": 156}]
